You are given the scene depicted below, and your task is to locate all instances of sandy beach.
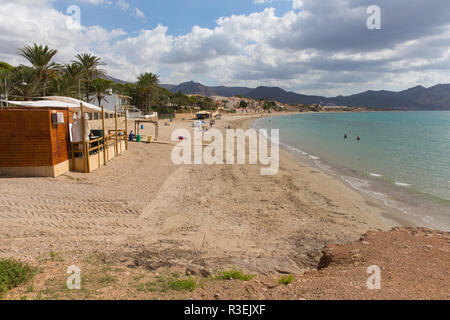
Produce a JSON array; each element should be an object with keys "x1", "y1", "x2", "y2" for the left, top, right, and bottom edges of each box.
[{"x1": 0, "y1": 112, "x2": 448, "y2": 300}]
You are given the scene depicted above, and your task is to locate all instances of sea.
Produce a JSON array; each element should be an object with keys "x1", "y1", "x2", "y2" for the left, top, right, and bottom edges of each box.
[{"x1": 252, "y1": 111, "x2": 450, "y2": 231}]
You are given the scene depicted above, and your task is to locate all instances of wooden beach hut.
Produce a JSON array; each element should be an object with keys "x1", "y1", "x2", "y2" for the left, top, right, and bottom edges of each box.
[
  {"x1": 0, "y1": 97, "x2": 127, "y2": 177},
  {"x1": 0, "y1": 106, "x2": 72, "y2": 177}
]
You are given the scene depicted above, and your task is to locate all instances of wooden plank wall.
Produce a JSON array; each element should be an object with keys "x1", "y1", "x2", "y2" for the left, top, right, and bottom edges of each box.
[
  {"x1": 0, "y1": 109, "x2": 69, "y2": 167},
  {"x1": 49, "y1": 110, "x2": 70, "y2": 165}
]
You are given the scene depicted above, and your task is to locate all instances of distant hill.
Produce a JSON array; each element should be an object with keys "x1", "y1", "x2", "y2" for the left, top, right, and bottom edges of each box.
[
  {"x1": 165, "y1": 81, "x2": 218, "y2": 96},
  {"x1": 412, "y1": 84, "x2": 450, "y2": 108},
  {"x1": 210, "y1": 85, "x2": 254, "y2": 97},
  {"x1": 245, "y1": 86, "x2": 329, "y2": 105},
  {"x1": 329, "y1": 90, "x2": 424, "y2": 109},
  {"x1": 98, "y1": 75, "x2": 128, "y2": 85},
  {"x1": 159, "y1": 84, "x2": 177, "y2": 91},
  {"x1": 328, "y1": 84, "x2": 450, "y2": 109},
  {"x1": 147, "y1": 79, "x2": 450, "y2": 110}
]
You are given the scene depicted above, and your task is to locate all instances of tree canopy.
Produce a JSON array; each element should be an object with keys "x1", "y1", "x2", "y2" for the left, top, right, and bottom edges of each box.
[{"x1": 2, "y1": 43, "x2": 275, "y2": 114}]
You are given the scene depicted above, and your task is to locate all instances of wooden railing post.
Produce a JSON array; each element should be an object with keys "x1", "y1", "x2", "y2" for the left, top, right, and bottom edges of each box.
[
  {"x1": 114, "y1": 105, "x2": 118, "y2": 156},
  {"x1": 71, "y1": 143, "x2": 75, "y2": 169},
  {"x1": 97, "y1": 140, "x2": 101, "y2": 168},
  {"x1": 80, "y1": 103, "x2": 89, "y2": 173},
  {"x1": 101, "y1": 106, "x2": 107, "y2": 165},
  {"x1": 124, "y1": 107, "x2": 128, "y2": 150},
  {"x1": 85, "y1": 141, "x2": 90, "y2": 173}
]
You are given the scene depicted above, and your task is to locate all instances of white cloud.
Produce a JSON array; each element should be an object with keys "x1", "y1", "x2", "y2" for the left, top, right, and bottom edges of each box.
[
  {"x1": 117, "y1": 0, "x2": 130, "y2": 11},
  {"x1": 77, "y1": 0, "x2": 112, "y2": 5},
  {"x1": 2, "y1": 0, "x2": 450, "y2": 96},
  {"x1": 134, "y1": 8, "x2": 145, "y2": 19},
  {"x1": 115, "y1": 0, "x2": 145, "y2": 19},
  {"x1": 253, "y1": 0, "x2": 275, "y2": 4},
  {"x1": 292, "y1": 0, "x2": 303, "y2": 10}
]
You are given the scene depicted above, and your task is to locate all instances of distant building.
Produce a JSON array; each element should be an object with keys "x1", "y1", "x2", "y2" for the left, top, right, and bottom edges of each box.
[
  {"x1": 322, "y1": 105, "x2": 349, "y2": 111},
  {"x1": 90, "y1": 92, "x2": 142, "y2": 118},
  {"x1": 196, "y1": 111, "x2": 212, "y2": 119}
]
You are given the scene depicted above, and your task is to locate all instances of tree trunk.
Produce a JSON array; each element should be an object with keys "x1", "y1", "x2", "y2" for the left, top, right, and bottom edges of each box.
[{"x1": 85, "y1": 81, "x2": 89, "y2": 102}]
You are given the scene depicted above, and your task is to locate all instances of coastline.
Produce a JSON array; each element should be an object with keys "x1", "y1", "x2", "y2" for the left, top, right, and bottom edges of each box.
[
  {"x1": 250, "y1": 112, "x2": 450, "y2": 232},
  {"x1": 233, "y1": 113, "x2": 403, "y2": 229},
  {"x1": 1, "y1": 112, "x2": 449, "y2": 300},
  {"x1": 0, "y1": 112, "x2": 396, "y2": 272}
]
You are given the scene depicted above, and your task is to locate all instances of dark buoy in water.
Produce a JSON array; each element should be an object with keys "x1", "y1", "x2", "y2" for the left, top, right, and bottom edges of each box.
[{"x1": 357, "y1": 136, "x2": 360, "y2": 141}]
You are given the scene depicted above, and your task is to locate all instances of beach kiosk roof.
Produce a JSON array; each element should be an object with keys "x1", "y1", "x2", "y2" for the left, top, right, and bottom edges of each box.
[
  {"x1": 1, "y1": 96, "x2": 114, "y2": 114},
  {"x1": 0, "y1": 96, "x2": 128, "y2": 178},
  {"x1": 195, "y1": 110, "x2": 212, "y2": 119}
]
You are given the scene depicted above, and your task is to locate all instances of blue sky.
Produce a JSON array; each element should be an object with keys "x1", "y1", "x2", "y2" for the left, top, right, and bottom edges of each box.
[
  {"x1": 54, "y1": 0, "x2": 293, "y2": 36},
  {"x1": 2, "y1": 0, "x2": 450, "y2": 96}
]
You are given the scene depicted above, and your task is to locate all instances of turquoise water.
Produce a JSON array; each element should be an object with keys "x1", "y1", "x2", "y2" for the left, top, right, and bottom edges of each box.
[{"x1": 253, "y1": 111, "x2": 450, "y2": 230}]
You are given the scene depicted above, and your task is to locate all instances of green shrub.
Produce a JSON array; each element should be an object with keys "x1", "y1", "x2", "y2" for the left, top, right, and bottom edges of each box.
[
  {"x1": 215, "y1": 268, "x2": 254, "y2": 281},
  {"x1": 98, "y1": 274, "x2": 117, "y2": 285},
  {"x1": 138, "y1": 276, "x2": 196, "y2": 292},
  {"x1": 0, "y1": 258, "x2": 35, "y2": 295},
  {"x1": 278, "y1": 274, "x2": 294, "y2": 285},
  {"x1": 167, "y1": 279, "x2": 196, "y2": 291}
]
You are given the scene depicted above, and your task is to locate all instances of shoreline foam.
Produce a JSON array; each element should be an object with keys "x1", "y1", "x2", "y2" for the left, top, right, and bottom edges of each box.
[{"x1": 251, "y1": 113, "x2": 450, "y2": 232}]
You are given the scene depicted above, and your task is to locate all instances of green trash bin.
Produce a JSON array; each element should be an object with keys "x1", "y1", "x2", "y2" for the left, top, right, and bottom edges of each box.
[{"x1": 136, "y1": 134, "x2": 141, "y2": 142}]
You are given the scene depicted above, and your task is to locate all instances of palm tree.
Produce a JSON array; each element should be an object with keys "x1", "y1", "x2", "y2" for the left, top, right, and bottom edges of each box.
[
  {"x1": 0, "y1": 62, "x2": 13, "y2": 74},
  {"x1": 8, "y1": 66, "x2": 39, "y2": 99},
  {"x1": 92, "y1": 78, "x2": 114, "y2": 106},
  {"x1": 72, "y1": 53, "x2": 106, "y2": 102},
  {"x1": 18, "y1": 44, "x2": 60, "y2": 96},
  {"x1": 187, "y1": 96, "x2": 196, "y2": 107},
  {"x1": 136, "y1": 72, "x2": 159, "y2": 114},
  {"x1": 48, "y1": 63, "x2": 82, "y2": 97},
  {"x1": 0, "y1": 63, "x2": 13, "y2": 101},
  {"x1": 64, "y1": 62, "x2": 83, "y2": 80}
]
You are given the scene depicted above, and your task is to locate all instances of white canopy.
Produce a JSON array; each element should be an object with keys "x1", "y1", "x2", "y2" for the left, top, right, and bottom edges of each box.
[{"x1": 1, "y1": 96, "x2": 114, "y2": 114}]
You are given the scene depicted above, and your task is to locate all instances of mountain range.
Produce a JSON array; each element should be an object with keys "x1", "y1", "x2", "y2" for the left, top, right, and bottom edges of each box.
[{"x1": 159, "y1": 81, "x2": 450, "y2": 110}]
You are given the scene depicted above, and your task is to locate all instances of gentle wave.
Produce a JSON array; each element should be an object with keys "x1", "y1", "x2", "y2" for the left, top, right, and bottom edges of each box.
[
  {"x1": 341, "y1": 176, "x2": 412, "y2": 216},
  {"x1": 314, "y1": 160, "x2": 334, "y2": 173},
  {"x1": 341, "y1": 175, "x2": 441, "y2": 229},
  {"x1": 341, "y1": 176, "x2": 370, "y2": 188},
  {"x1": 370, "y1": 172, "x2": 383, "y2": 177},
  {"x1": 252, "y1": 115, "x2": 448, "y2": 231}
]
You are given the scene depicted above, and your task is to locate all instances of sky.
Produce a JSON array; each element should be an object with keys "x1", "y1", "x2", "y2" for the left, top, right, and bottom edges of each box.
[{"x1": 1, "y1": 0, "x2": 450, "y2": 96}]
